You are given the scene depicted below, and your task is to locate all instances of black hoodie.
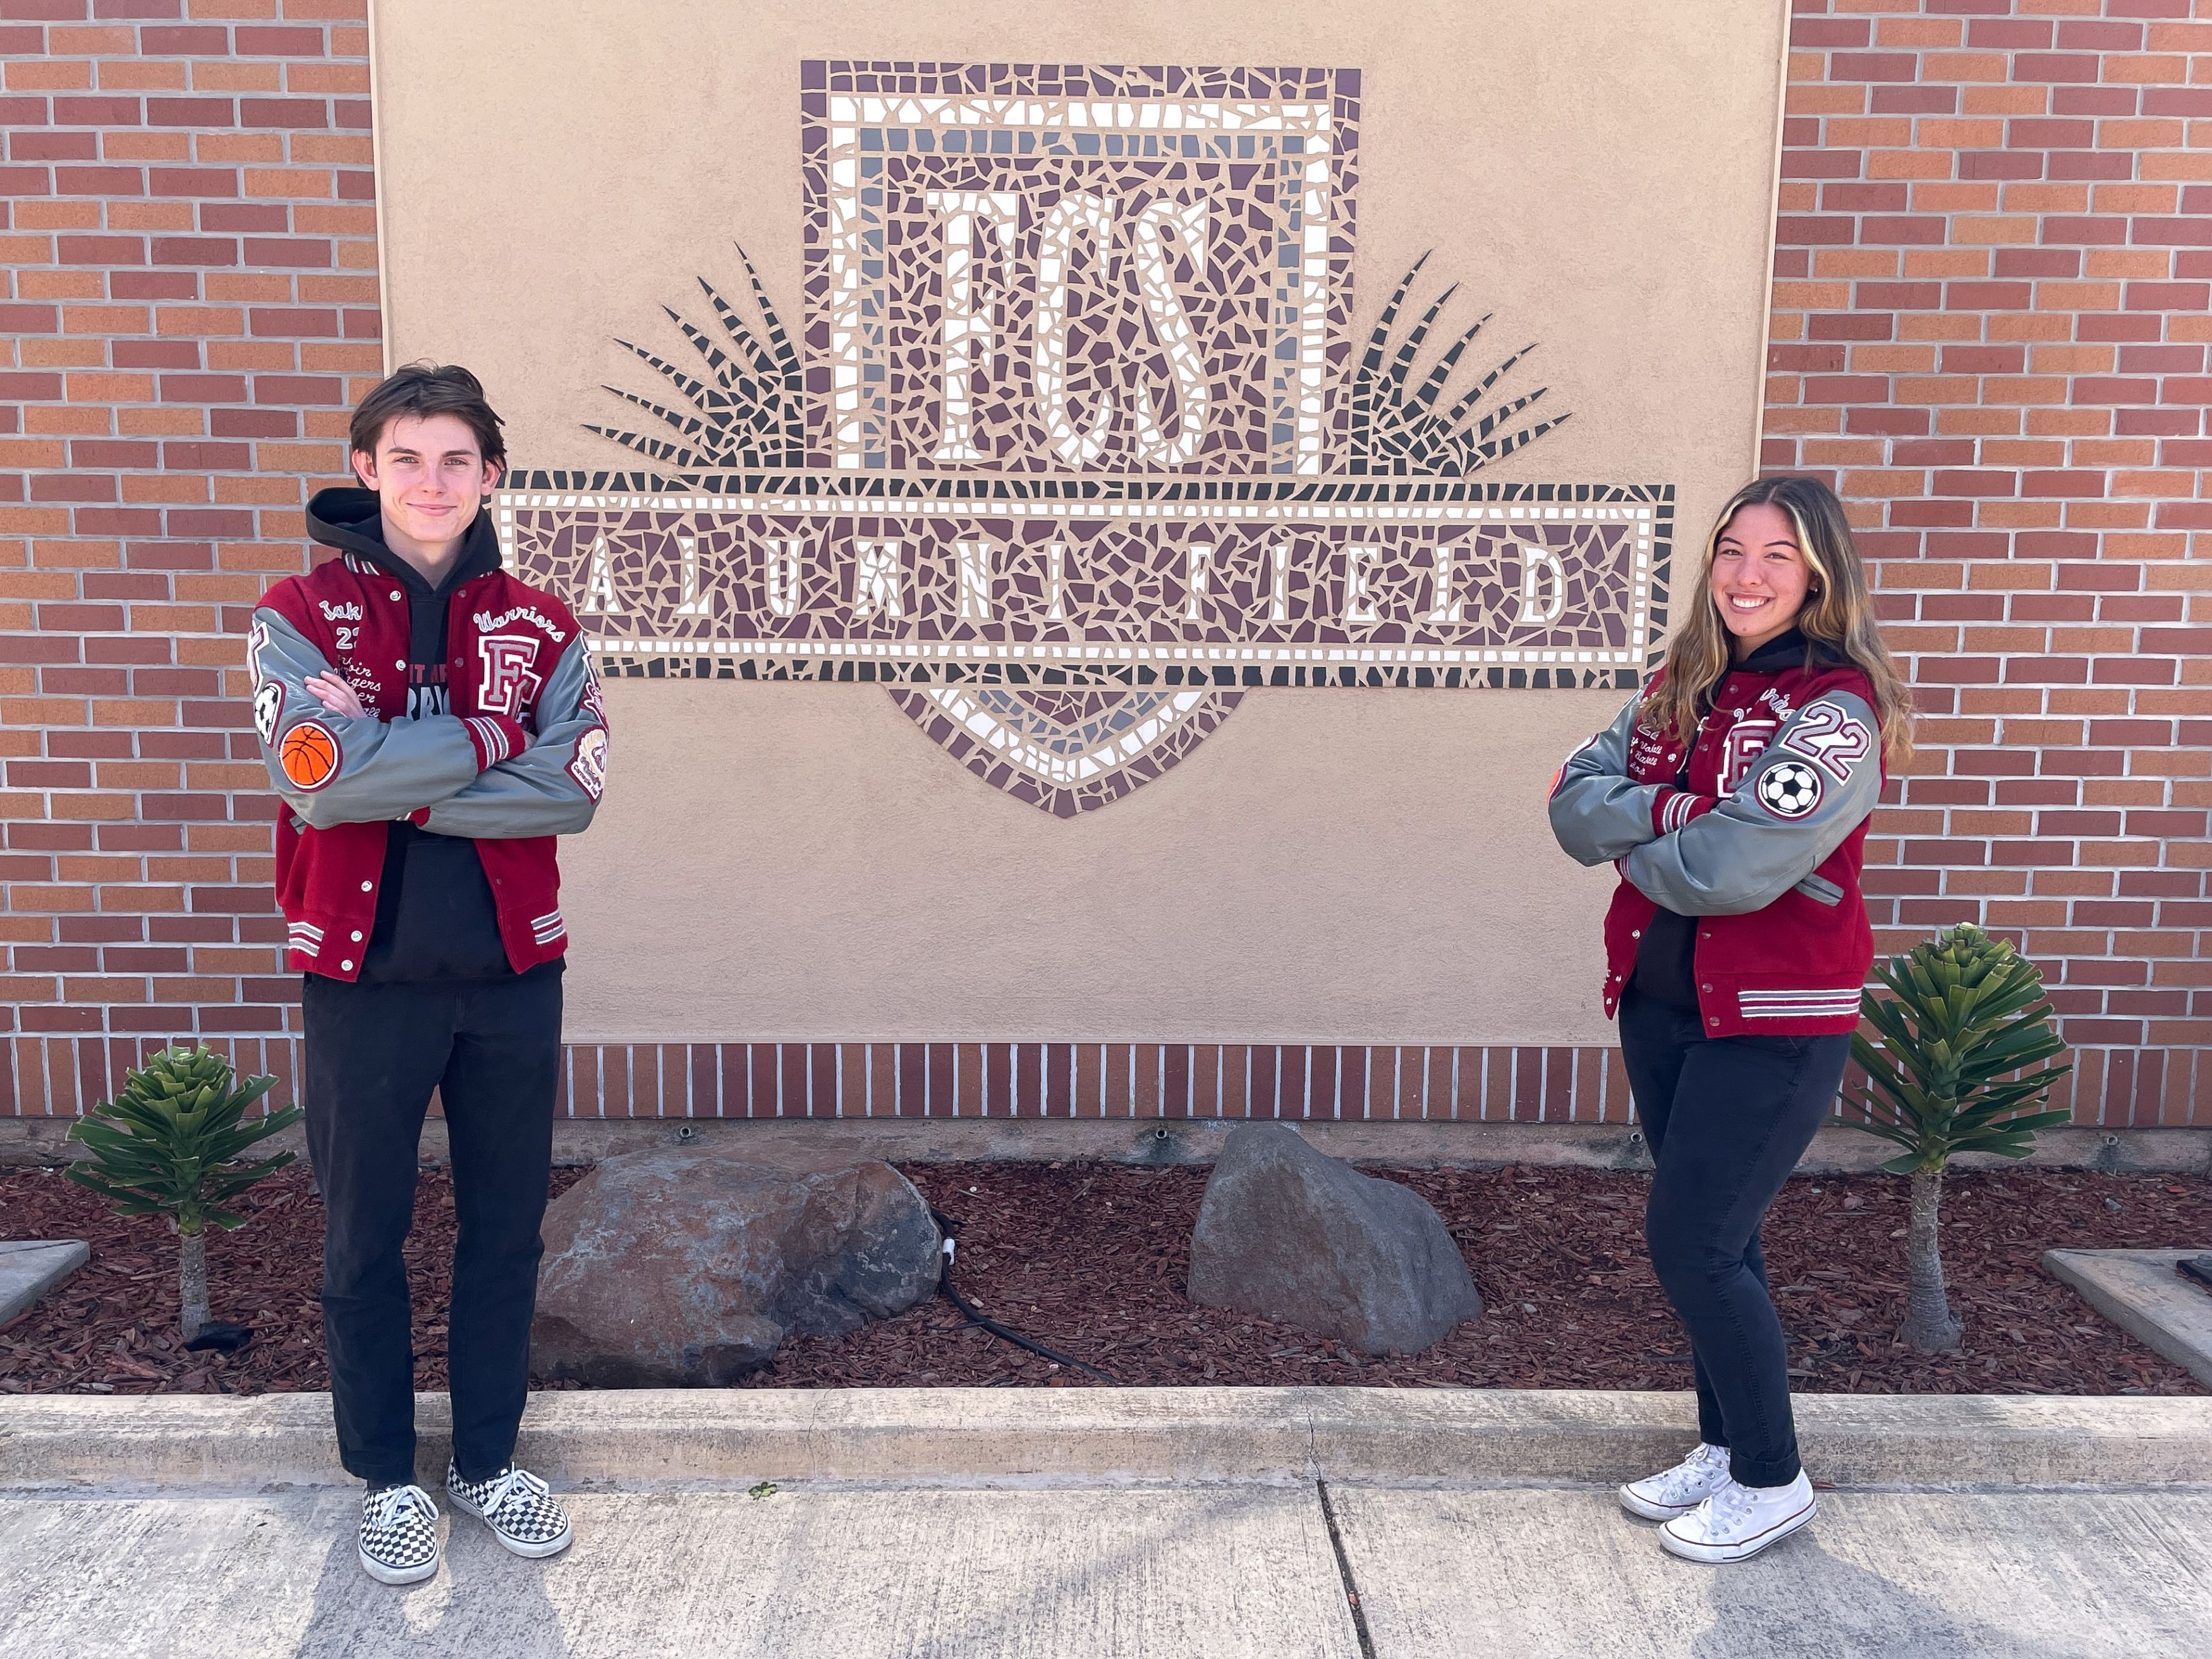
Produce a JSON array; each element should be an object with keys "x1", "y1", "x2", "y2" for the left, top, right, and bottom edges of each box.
[
  {"x1": 303, "y1": 488, "x2": 520, "y2": 981},
  {"x1": 1629, "y1": 627, "x2": 1839, "y2": 1016}
]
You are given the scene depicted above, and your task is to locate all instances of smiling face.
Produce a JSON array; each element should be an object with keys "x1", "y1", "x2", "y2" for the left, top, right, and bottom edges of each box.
[
  {"x1": 1708, "y1": 500, "x2": 1816, "y2": 659},
  {"x1": 351, "y1": 411, "x2": 501, "y2": 571}
]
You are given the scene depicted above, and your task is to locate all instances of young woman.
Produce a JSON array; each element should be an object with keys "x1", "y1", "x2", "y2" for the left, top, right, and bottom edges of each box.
[{"x1": 1548, "y1": 475, "x2": 1912, "y2": 1564}]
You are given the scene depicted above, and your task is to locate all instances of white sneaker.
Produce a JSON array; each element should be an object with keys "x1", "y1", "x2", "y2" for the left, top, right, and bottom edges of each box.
[
  {"x1": 1660, "y1": 1470, "x2": 1817, "y2": 1563},
  {"x1": 358, "y1": 1483, "x2": 441, "y2": 1585},
  {"x1": 1619, "y1": 1441, "x2": 1733, "y2": 1521}
]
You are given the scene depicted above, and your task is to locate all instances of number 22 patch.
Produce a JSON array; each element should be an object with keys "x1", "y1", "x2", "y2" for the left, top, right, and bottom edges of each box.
[{"x1": 1778, "y1": 700, "x2": 1874, "y2": 781}]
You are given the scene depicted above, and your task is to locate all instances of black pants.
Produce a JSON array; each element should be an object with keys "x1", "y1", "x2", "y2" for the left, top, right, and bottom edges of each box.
[
  {"x1": 1619, "y1": 984, "x2": 1848, "y2": 1488},
  {"x1": 301, "y1": 966, "x2": 562, "y2": 1488}
]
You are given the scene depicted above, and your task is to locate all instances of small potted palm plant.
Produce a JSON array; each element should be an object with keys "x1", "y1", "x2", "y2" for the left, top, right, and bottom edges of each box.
[
  {"x1": 1847, "y1": 923, "x2": 2072, "y2": 1353},
  {"x1": 65, "y1": 1045, "x2": 303, "y2": 1348}
]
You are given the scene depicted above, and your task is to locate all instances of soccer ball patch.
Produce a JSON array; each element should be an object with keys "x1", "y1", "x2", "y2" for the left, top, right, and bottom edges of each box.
[
  {"x1": 252, "y1": 680, "x2": 284, "y2": 746},
  {"x1": 1756, "y1": 760, "x2": 1824, "y2": 820}
]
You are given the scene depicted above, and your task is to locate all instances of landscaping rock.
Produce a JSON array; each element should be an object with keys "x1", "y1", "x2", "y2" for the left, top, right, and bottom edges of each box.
[
  {"x1": 530, "y1": 1148, "x2": 942, "y2": 1387},
  {"x1": 1186, "y1": 1124, "x2": 1482, "y2": 1354}
]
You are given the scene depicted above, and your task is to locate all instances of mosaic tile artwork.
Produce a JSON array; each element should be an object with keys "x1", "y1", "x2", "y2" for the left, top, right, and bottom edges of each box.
[{"x1": 507, "y1": 61, "x2": 1677, "y2": 817}]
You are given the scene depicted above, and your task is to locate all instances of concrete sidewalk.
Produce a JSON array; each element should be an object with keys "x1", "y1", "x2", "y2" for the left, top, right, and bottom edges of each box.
[{"x1": 4, "y1": 1389, "x2": 2209, "y2": 1659}]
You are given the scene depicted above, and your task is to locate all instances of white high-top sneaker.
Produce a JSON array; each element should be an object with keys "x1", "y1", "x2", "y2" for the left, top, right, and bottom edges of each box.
[
  {"x1": 1618, "y1": 1441, "x2": 1733, "y2": 1521},
  {"x1": 1660, "y1": 1469, "x2": 1817, "y2": 1563}
]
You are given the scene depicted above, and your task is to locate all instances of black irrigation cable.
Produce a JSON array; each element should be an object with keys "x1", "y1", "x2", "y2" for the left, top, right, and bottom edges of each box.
[{"x1": 928, "y1": 1206, "x2": 1121, "y2": 1385}]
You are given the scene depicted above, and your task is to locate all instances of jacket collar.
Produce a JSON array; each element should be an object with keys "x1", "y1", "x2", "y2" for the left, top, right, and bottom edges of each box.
[{"x1": 306, "y1": 485, "x2": 502, "y2": 597}]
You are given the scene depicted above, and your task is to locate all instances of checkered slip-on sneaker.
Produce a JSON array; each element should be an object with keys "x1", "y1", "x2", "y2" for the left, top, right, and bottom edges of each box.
[
  {"x1": 445, "y1": 1462, "x2": 573, "y2": 1559},
  {"x1": 358, "y1": 1483, "x2": 441, "y2": 1586}
]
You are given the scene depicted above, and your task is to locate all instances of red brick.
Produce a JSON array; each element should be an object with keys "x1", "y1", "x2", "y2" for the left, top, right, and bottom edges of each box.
[
  {"x1": 233, "y1": 26, "x2": 324, "y2": 56},
  {"x1": 1873, "y1": 86, "x2": 1957, "y2": 116},
  {"x1": 147, "y1": 167, "x2": 238, "y2": 197},
  {"x1": 51, "y1": 97, "x2": 142, "y2": 126},
  {"x1": 138, "y1": 25, "x2": 226, "y2": 53},
  {"x1": 236, "y1": 98, "x2": 328, "y2": 130},
  {"x1": 2013, "y1": 54, "x2": 2103, "y2": 83},
  {"x1": 144, "y1": 97, "x2": 234, "y2": 127}
]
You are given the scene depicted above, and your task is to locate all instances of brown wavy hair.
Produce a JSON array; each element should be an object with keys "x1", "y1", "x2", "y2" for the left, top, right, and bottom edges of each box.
[
  {"x1": 349, "y1": 362, "x2": 507, "y2": 481},
  {"x1": 1641, "y1": 475, "x2": 1914, "y2": 770}
]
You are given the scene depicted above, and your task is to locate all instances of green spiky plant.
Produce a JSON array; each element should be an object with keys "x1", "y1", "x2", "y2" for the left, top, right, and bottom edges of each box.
[
  {"x1": 1847, "y1": 924, "x2": 2072, "y2": 1353},
  {"x1": 64, "y1": 1045, "x2": 302, "y2": 1342}
]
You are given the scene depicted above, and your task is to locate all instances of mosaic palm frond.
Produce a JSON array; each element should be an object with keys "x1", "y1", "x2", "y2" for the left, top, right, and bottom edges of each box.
[
  {"x1": 587, "y1": 245, "x2": 805, "y2": 472},
  {"x1": 1348, "y1": 252, "x2": 1569, "y2": 476}
]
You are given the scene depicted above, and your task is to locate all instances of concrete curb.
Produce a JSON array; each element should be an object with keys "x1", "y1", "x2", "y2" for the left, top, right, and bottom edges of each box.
[
  {"x1": 0, "y1": 1239, "x2": 88, "y2": 1325},
  {"x1": 2044, "y1": 1248, "x2": 2212, "y2": 1390},
  {"x1": 5, "y1": 1387, "x2": 2208, "y2": 1494},
  {"x1": 5, "y1": 1115, "x2": 2208, "y2": 1174}
]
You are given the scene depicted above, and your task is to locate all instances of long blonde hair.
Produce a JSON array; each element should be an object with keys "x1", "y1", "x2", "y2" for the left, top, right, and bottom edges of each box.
[{"x1": 1642, "y1": 475, "x2": 1914, "y2": 769}]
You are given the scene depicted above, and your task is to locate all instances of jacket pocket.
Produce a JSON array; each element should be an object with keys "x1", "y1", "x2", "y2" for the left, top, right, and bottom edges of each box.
[{"x1": 1792, "y1": 872, "x2": 1844, "y2": 908}]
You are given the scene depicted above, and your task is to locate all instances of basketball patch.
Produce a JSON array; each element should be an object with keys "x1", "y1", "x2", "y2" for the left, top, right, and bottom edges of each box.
[
  {"x1": 279, "y1": 719, "x2": 340, "y2": 792},
  {"x1": 1756, "y1": 760, "x2": 1824, "y2": 820},
  {"x1": 567, "y1": 725, "x2": 608, "y2": 801},
  {"x1": 252, "y1": 680, "x2": 284, "y2": 746}
]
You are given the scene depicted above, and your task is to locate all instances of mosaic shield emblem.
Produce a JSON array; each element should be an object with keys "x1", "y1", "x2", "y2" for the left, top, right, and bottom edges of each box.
[{"x1": 499, "y1": 63, "x2": 1674, "y2": 816}]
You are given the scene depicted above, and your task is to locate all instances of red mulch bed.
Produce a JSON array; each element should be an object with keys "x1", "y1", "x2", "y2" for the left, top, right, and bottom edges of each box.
[{"x1": 2, "y1": 1160, "x2": 2206, "y2": 1397}]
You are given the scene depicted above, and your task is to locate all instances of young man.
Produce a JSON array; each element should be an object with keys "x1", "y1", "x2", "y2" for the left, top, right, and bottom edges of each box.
[{"x1": 250, "y1": 363, "x2": 609, "y2": 1584}]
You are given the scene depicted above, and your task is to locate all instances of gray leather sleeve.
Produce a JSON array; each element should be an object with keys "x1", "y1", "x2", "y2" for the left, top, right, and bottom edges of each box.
[
  {"x1": 1619, "y1": 689, "x2": 1883, "y2": 916},
  {"x1": 1548, "y1": 693, "x2": 1665, "y2": 865},
  {"x1": 250, "y1": 607, "x2": 480, "y2": 828},
  {"x1": 419, "y1": 638, "x2": 605, "y2": 839}
]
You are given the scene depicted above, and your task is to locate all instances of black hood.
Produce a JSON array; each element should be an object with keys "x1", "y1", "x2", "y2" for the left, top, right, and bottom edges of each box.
[
  {"x1": 305, "y1": 485, "x2": 502, "y2": 594},
  {"x1": 1736, "y1": 626, "x2": 1842, "y2": 675}
]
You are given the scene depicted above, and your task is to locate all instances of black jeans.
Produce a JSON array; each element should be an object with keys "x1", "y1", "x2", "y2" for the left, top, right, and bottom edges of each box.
[
  {"x1": 301, "y1": 965, "x2": 562, "y2": 1488},
  {"x1": 1619, "y1": 983, "x2": 1848, "y2": 1488}
]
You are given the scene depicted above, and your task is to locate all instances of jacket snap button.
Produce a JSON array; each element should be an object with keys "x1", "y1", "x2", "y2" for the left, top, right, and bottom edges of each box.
[
  {"x1": 1701, "y1": 983, "x2": 1713, "y2": 992},
  {"x1": 360, "y1": 880, "x2": 373, "y2": 892},
  {"x1": 1708, "y1": 1017, "x2": 1720, "y2": 1026},
  {"x1": 395, "y1": 659, "x2": 406, "y2": 670},
  {"x1": 390, "y1": 590, "x2": 402, "y2": 601},
  {"x1": 1631, "y1": 929, "x2": 1641, "y2": 939},
  {"x1": 341, "y1": 959, "x2": 354, "y2": 971},
  {"x1": 350, "y1": 930, "x2": 363, "y2": 942},
  {"x1": 1701, "y1": 930, "x2": 1713, "y2": 940}
]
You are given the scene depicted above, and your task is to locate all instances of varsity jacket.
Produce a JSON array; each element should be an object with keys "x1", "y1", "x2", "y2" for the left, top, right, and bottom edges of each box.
[
  {"x1": 250, "y1": 491, "x2": 610, "y2": 981},
  {"x1": 1548, "y1": 643, "x2": 1885, "y2": 1036}
]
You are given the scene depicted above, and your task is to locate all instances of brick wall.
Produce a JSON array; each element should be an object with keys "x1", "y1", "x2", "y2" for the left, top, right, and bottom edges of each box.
[
  {"x1": 1770, "y1": 0, "x2": 2211, "y2": 1128},
  {"x1": 0, "y1": 0, "x2": 374, "y2": 1117},
  {"x1": 2, "y1": 1, "x2": 2206, "y2": 1127}
]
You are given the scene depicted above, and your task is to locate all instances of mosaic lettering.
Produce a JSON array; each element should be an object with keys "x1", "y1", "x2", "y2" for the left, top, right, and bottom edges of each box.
[{"x1": 505, "y1": 61, "x2": 1678, "y2": 817}]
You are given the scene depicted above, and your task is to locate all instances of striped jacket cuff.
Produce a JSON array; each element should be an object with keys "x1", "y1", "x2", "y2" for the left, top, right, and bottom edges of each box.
[
  {"x1": 1652, "y1": 787, "x2": 1718, "y2": 837},
  {"x1": 463, "y1": 714, "x2": 527, "y2": 772}
]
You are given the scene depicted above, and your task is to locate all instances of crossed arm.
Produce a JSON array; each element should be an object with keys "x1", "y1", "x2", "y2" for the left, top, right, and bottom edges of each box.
[
  {"x1": 1547, "y1": 690, "x2": 1881, "y2": 915},
  {"x1": 251, "y1": 606, "x2": 606, "y2": 839}
]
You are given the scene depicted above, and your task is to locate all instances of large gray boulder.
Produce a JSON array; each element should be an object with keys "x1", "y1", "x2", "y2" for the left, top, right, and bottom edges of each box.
[
  {"x1": 530, "y1": 1148, "x2": 942, "y2": 1387},
  {"x1": 1186, "y1": 1124, "x2": 1482, "y2": 1354}
]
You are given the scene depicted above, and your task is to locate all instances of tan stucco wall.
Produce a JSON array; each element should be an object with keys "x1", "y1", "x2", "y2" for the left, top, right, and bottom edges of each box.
[{"x1": 370, "y1": 0, "x2": 1787, "y2": 1043}]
